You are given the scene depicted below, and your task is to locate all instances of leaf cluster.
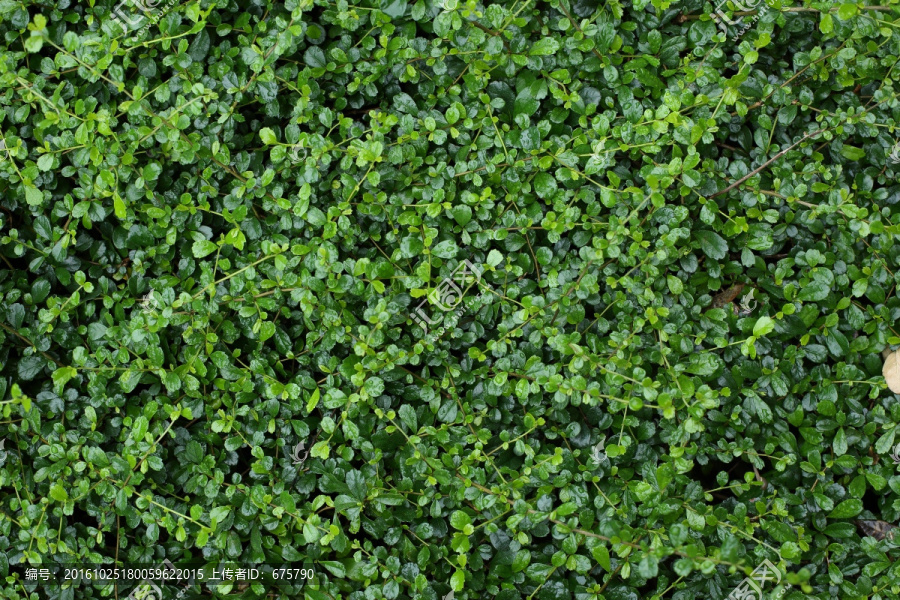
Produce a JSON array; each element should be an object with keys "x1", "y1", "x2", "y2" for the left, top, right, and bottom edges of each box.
[{"x1": 2, "y1": 0, "x2": 900, "y2": 599}]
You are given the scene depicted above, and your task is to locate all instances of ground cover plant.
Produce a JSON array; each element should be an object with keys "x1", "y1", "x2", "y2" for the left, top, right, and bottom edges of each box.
[{"x1": 2, "y1": 0, "x2": 900, "y2": 598}]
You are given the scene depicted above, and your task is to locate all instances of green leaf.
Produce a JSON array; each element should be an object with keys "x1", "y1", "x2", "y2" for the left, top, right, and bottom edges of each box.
[
  {"x1": 33, "y1": 216, "x2": 52, "y2": 240},
  {"x1": 143, "y1": 163, "x2": 162, "y2": 182},
  {"x1": 825, "y1": 329, "x2": 850, "y2": 357},
  {"x1": 637, "y1": 555, "x2": 659, "y2": 578},
  {"x1": 306, "y1": 388, "x2": 321, "y2": 413},
  {"x1": 514, "y1": 94, "x2": 539, "y2": 117},
  {"x1": 837, "y1": 3, "x2": 857, "y2": 19},
  {"x1": 833, "y1": 427, "x2": 848, "y2": 456},
  {"x1": 260, "y1": 127, "x2": 278, "y2": 144},
  {"x1": 763, "y1": 520, "x2": 797, "y2": 543},
  {"x1": 450, "y1": 569, "x2": 465, "y2": 591},
  {"x1": 666, "y1": 275, "x2": 684, "y2": 295},
  {"x1": 875, "y1": 429, "x2": 896, "y2": 454},
  {"x1": 192, "y1": 239, "x2": 217, "y2": 258},
  {"x1": 50, "y1": 484, "x2": 69, "y2": 502},
  {"x1": 24, "y1": 35, "x2": 43, "y2": 53},
  {"x1": 450, "y1": 510, "x2": 471, "y2": 530},
  {"x1": 18, "y1": 356, "x2": 46, "y2": 381},
  {"x1": 445, "y1": 104, "x2": 461, "y2": 124},
  {"x1": 823, "y1": 523, "x2": 857, "y2": 538},
  {"x1": 437, "y1": 399, "x2": 458, "y2": 423},
  {"x1": 224, "y1": 227, "x2": 246, "y2": 250},
  {"x1": 486, "y1": 249, "x2": 503, "y2": 267},
  {"x1": 319, "y1": 561, "x2": 346, "y2": 577},
  {"x1": 841, "y1": 145, "x2": 865, "y2": 161},
  {"x1": 51, "y1": 366, "x2": 78, "y2": 393},
  {"x1": 591, "y1": 545, "x2": 611, "y2": 572},
  {"x1": 83, "y1": 446, "x2": 110, "y2": 467},
  {"x1": 398, "y1": 404, "x2": 417, "y2": 432},
  {"x1": 681, "y1": 170, "x2": 702, "y2": 188},
  {"x1": 777, "y1": 105, "x2": 798, "y2": 125},
  {"x1": 520, "y1": 126, "x2": 541, "y2": 150},
  {"x1": 310, "y1": 440, "x2": 330, "y2": 459},
  {"x1": 304, "y1": 46, "x2": 327, "y2": 68},
  {"x1": 753, "y1": 316, "x2": 775, "y2": 337},
  {"x1": 8, "y1": 304, "x2": 25, "y2": 329},
  {"x1": 259, "y1": 321, "x2": 276, "y2": 342},
  {"x1": 163, "y1": 371, "x2": 182, "y2": 393},
  {"x1": 829, "y1": 499, "x2": 863, "y2": 519},
  {"x1": 798, "y1": 280, "x2": 831, "y2": 301},
  {"x1": 536, "y1": 247, "x2": 552, "y2": 266},
  {"x1": 530, "y1": 38, "x2": 560, "y2": 55},
  {"x1": 400, "y1": 236, "x2": 423, "y2": 258},
  {"x1": 131, "y1": 415, "x2": 149, "y2": 442},
  {"x1": 195, "y1": 529, "x2": 209, "y2": 547},
  {"x1": 126, "y1": 225, "x2": 154, "y2": 248},
  {"x1": 185, "y1": 440, "x2": 204, "y2": 463},
  {"x1": 25, "y1": 185, "x2": 42, "y2": 206},
  {"x1": 566, "y1": 304, "x2": 585, "y2": 325},
  {"x1": 695, "y1": 230, "x2": 728, "y2": 260},
  {"x1": 188, "y1": 27, "x2": 211, "y2": 61},
  {"x1": 432, "y1": 240, "x2": 458, "y2": 259},
  {"x1": 533, "y1": 172, "x2": 557, "y2": 198},
  {"x1": 450, "y1": 205, "x2": 472, "y2": 227},
  {"x1": 512, "y1": 549, "x2": 531, "y2": 572},
  {"x1": 114, "y1": 193, "x2": 127, "y2": 219}
]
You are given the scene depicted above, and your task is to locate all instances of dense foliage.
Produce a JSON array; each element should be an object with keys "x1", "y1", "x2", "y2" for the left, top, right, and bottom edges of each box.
[{"x1": 3, "y1": 0, "x2": 900, "y2": 598}]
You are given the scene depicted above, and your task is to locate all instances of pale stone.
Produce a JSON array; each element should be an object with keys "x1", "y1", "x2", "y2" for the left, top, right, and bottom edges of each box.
[{"x1": 883, "y1": 350, "x2": 900, "y2": 394}]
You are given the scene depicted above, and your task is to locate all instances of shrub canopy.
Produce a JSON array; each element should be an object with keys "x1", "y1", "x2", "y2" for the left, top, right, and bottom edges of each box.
[{"x1": 2, "y1": 0, "x2": 900, "y2": 599}]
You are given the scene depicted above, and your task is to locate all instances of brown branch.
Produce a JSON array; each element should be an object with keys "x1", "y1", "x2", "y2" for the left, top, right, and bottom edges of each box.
[
  {"x1": 471, "y1": 21, "x2": 510, "y2": 51},
  {"x1": 556, "y1": 2, "x2": 605, "y2": 64},
  {"x1": 716, "y1": 141, "x2": 743, "y2": 152},
  {"x1": 786, "y1": 5, "x2": 893, "y2": 12},
  {"x1": 0, "y1": 321, "x2": 64, "y2": 367},
  {"x1": 678, "y1": 5, "x2": 895, "y2": 21},
  {"x1": 731, "y1": 41, "x2": 847, "y2": 116},
  {"x1": 710, "y1": 128, "x2": 827, "y2": 198},
  {"x1": 458, "y1": 475, "x2": 754, "y2": 569}
]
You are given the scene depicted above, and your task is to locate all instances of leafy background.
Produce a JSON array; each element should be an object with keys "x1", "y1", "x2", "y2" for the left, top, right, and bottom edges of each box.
[{"x1": 2, "y1": 0, "x2": 900, "y2": 598}]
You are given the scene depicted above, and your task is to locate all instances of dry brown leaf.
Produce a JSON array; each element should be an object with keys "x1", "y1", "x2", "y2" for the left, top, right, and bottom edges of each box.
[
  {"x1": 883, "y1": 349, "x2": 900, "y2": 393},
  {"x1": 711, "y1": 283, "x2": 744, "y2": 309},
  {"x1": 857, "y1": 519, "x2": 898, "y2": 542}
]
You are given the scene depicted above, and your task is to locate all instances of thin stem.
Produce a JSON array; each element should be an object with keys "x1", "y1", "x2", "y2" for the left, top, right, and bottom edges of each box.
[{"x1": 711, "y1": 128, "x2": 828, "y2": 198}]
